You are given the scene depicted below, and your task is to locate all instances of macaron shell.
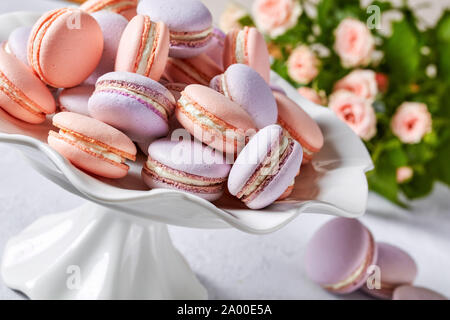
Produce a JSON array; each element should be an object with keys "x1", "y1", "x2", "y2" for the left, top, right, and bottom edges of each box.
[
  {"x1": 6, "y1": 26, "x2": 31, "y2": 66},
  {"x1": 393, "y1": 286, "x2": 447, "y2": 300},
  {"x1": 141, "y1": 170, "x2": 224, "y2": 202},
  {"x1": 275, "y1": 91, "x2": 324, "y2": 152},
  {"x1": 362, "y1": 242, "x2": 417, "y2": 299},
  {"x1": 53, "y1": 112, "x2": 136, "y2": 156},
  {"x1": 148, "y1": 138, "x2": 230, "y2": 178},
  {"x1": 59, "y1": 85, "x2": 95, "y2": 116},
  {"x1": 246, "y1": 140, "x2": 302, "y2": 209},
  {"x1": 115, "y1": 15, "x2": 170, "y2": 80},
  {"x1": 205, "y1": 27, "x2": 225, "y2": 69},
  {"x1": 0, "y1": 44, "x2": 55, "y2": 123},
  {"x1": 28, "y1": 9, "x2": 104, "y2": 88},
  {"x1": 48, "y1": 134, "x2": 128, "y2": 179},
  {"x1": 304, "y1": 217, "x2": 377, "y2": 293},
  {"x1": 217, "y1": 63, "x2": 278, "y2": 129},
  {"x1": 84, "y1": 12, "x2": 128, "y2": 85}
]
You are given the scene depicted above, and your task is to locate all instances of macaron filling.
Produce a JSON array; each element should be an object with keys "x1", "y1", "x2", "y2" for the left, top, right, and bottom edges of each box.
[
  {"x1": 135, "y1": 17, "x2": 158, "y2": 75},
  {"x1": 166, "y1": 58, "x2": 211, "y2": 85},
  {"x1": 236, "y1": 134, "x2": 294, "y2": 203},
  {"x1": 95, "y1": 79, "x2": 174, "y2": 121},
  {"x1": 49, "y1": 128, "x2": 136, "y2": 166},
  {"x1": 170, "y1": 27, "x2": 213, "y2": 48},
  {"x1": 143, "y1": 157, "x2": 226, "y2": 194},
  {"x1": 177, "y1": 93, "x2": 242, "y2": 141},
  {"x1": 278, "y1": 118, "x2": 317, "y2": 160},
  {"x1": 323, "y1": 233, "x2": 375, "y2": 292},
  {"x1": 83, "y1": 0, "x2": 137, "y2": 14},
  {"x1": 0, "y1": 70, "x2": 46, "y2": 117},
  {"x1": 234, "y1": 28, "x2": 249, "y2": 65}
]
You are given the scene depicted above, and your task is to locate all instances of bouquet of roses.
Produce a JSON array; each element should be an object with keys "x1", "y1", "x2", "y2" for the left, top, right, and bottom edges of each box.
[{"x1": 220, "y1": 0, "x2": 450, "y2": 206}]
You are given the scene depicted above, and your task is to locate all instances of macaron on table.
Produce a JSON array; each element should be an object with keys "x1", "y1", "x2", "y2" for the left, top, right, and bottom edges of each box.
[{"x1": 0, "y1": 4, "x2": 373, "y2": 300}]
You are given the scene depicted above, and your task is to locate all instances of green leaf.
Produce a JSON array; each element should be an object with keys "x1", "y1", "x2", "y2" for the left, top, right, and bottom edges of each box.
[
  {"x1": 384, "y1": 20, "x2": 420, "y2": 83},
  {"x1": 436, "y1": 11, "x2": 450, "y2": 82},
  {"x1": 400, "y1": 171, "x2": 434, "y2": 199},
  {"x1": 429, "y1": 138, "x2": 450, "y2": 186},
  {"x1": 238, "y1": 15, "x2": 255, "y2": 27}
]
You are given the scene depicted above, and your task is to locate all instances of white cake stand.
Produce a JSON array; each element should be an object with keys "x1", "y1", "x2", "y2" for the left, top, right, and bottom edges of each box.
[{"x1": 0, "y1": 12, "x2": 373, "y2": 300}]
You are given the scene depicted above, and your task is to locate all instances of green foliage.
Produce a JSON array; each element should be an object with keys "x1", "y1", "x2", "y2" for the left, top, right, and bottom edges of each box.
[{"x1": 236, "y1": 0, "x2": 450, "y2": 206}]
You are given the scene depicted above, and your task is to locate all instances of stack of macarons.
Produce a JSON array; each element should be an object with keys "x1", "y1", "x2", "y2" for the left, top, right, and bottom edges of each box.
[
  {"x1": 0, "y1": 0, "x2": 325, "y2": 209},
  {"x1": 305, "y1": 217, "x2": 448, "y2": 300}
]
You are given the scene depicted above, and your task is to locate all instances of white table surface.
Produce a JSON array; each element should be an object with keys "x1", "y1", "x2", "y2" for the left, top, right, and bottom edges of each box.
[{"x1": 1, "y1": 0, "x2": 449, "y2": 300}]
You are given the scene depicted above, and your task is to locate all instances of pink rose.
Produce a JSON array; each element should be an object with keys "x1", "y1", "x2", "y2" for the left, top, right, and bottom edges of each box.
[
  {"x1": 297, "y1": 87, "x2": 325, "y2": 105},
  {"x1": 391, "y1": 102, "x2": 432, "y2": 144},
  {"x1": 333, "y1": 69, "x2": 378, "y2": 101},
  {"x1": 252, "y1": 0, "x2": 302, "y2": 38},
  {"x1": 329, "y1": 90, "x2": 377, "y2": 141},
  {"x1": 287, "y1": 45, "x2": 319, "y2": 84},
  {"x1": 334, "y1": 18, "x2": 375, "y2": 68},
  {"x1": 396, "y1": 166, "x2": 413, "y2": 184}
]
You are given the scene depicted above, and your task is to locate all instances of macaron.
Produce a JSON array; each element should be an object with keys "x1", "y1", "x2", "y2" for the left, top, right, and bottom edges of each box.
[
  {"x1": 0, "y1": 43, "x2": 55, "y2": 124},
  {"x1": 142, "y1": 138, "x2": 231, "y2": 201},
  {"x1": 205, "y1": 27, "x2": 226, "y2": 69},
  {"x1": 162, "y1": 82, "x2": 187, "y2": 102},
  {"x1": 362, "y1": 242, "x2": 418, "y2": 299},
  {"x1": 115, "y1": 15, "x2": 169, "y2": 81},
  {"x1": 137, "y1": 0, "x2": 213, "y2": 58},
  {"x1": 81, "y1": 0, "x2": 138, "y2": 20},
  {"x1": 175, "y1": 84, "x2": 256, "y2": 154},
  {"x1": 304, "y1": 217, "x2": 378, "y2": 294},
  {"x1": 227, "y1": 124, "x2": 302, "y2": 209},
  {"x1": 274, "y1": 91, "x2": 324, "y2": 164},
  {"x1": 84, "y1": 11, "x2": 128, "y2": 85},
  {"x1": 223, "y1": 27, "x2": 271, "y2": 83},
  {"x1": 164, "y1": 54, "x2": 223, "y2": 86},
  {"x1": 393, "y1": 286, "x2": 448, "y2": 300},
  {"x1": 5, "y1": 26, "x2": 31, "y2": 66},
  {"x1": 48, "y1": 112, "x2": 137, "y2": 179},
  {"x1": 59, "y1": 85, "x2": 95, "y2": 116},
  {"x1": 28, "y1": 8, "x2": 104, "y2": 88},
  {"x1": 88, "y1": 71, "x2": 176, "y2": 142},
  {"x1": 210, "y1": 64, "x2": 277, "y2": 129}
]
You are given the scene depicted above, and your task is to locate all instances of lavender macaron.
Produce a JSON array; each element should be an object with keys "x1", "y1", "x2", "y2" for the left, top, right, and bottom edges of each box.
[
  {"x1": 304, "y1": 217, "x2": 378, "y2": 294},
  {"x1": 210, "y1": 64, "x2": 278, "y2": 129},
  {"x1": 205, "y1": 27, "x2": 226, "y2": 69},
  {"x1": 5, "y1": 26, "x2": 31, "y2": 66},
  {"x1": 137, "y1": 0, "x2": 213, "y2": 58},
  {"x1": 142, "y1": 138, "x2": 231, "y2": 201},
  {"x1": 59, "y1": 85, "x2": 95, "y2": 116},
  {"x1": 362, "y1": 242, "x2": 418, "y2": 299},
  {"x1": 228, "y1": 124, "x2": 302, "y2": 209},
  {"x1": 88, "y1": 71, "x2": 176, "y2": 142},
  {"x1": 84, "y1": 12, "x2": 128, "y2": 85}
]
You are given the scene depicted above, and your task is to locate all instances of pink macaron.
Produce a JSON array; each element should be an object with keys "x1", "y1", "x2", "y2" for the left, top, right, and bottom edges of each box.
[
  {"x1": 28, "y1": 8, "x2": 104, "y2": 88},
  {"x1": 115, "y1": 15, "x2": 170, "y2": 81},
  {"x1": 362, "y1": 242, "x2": 418, "y2": 299},
  {"x1": 210, "y1": 63, "x2": 278, "y2": 129},
  {"x1": 5, "y1": 26, "x2": 31, "y2": 66},
  {"x1": 304, "y1": 217, "x2": 378, "y2": 294},
  {"x1": 393, "y1": 286, "x2": 447, "y2": 300},
  {"x1": 142, "y1": 138, "x2": 231, "y2": 201},
  {"x1": 164, "y1": 54, "x2": 223, "y2": 86},
  {"x1": 81, "y1": 0, "x2": 138, "y2": 21},
  {"x1": 223, "y1": 27, "x2": 271, "y2": 83},
  {"x1": 175, "y1": 84, "x2": 256, "y2": 155},
  {"x1": 84, "y1": 11, "x2": 128, "y2": 85},
  {"x1": 227, "y1": 124, "x2": 302, "y2": 209},
  {"x1": 275, "y1": 91, "x2": 324, "y2": 164},
  {"x1": 0, "y1": 42, "x2": 55, "y2": 124},
  {"x1": 59, "y1": 85, "x2": 95, "y2": 116},
  {"x1": 48, "y1": 112, "x2": 137, "y2": 179},
  {"x1": 88, "y1": 71, "x2": 176, "y2": 142}
]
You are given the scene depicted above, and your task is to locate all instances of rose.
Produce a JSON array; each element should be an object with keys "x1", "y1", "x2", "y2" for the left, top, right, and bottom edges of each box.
[
  {"x1": 391, "y1": 102, "x2": 432, "y2": 144},
  {"x1": 297, "y1": 87, "x2": 326, "y2": 105},
  {"x1": 333, "y1": 69, "x2": 378, "y2": 101},
  {"x1": 334, "y1": 18, "x2": 375, "y2": 68},
  {"x1": 287, "y1": 45, "x2": 319, "y2": 84},
  {"x1": 219, "y1": 2, "x2": 248, "y2": 33},
  {"x1": 252, "y1": 0, "x2": 302, "y2": 38},
  {"x1": 329, "y1": 90, "x2": 377, "y2": 141},
  {"x1": 396, "y1": 166, "x2": 414, "y2": 184}
]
